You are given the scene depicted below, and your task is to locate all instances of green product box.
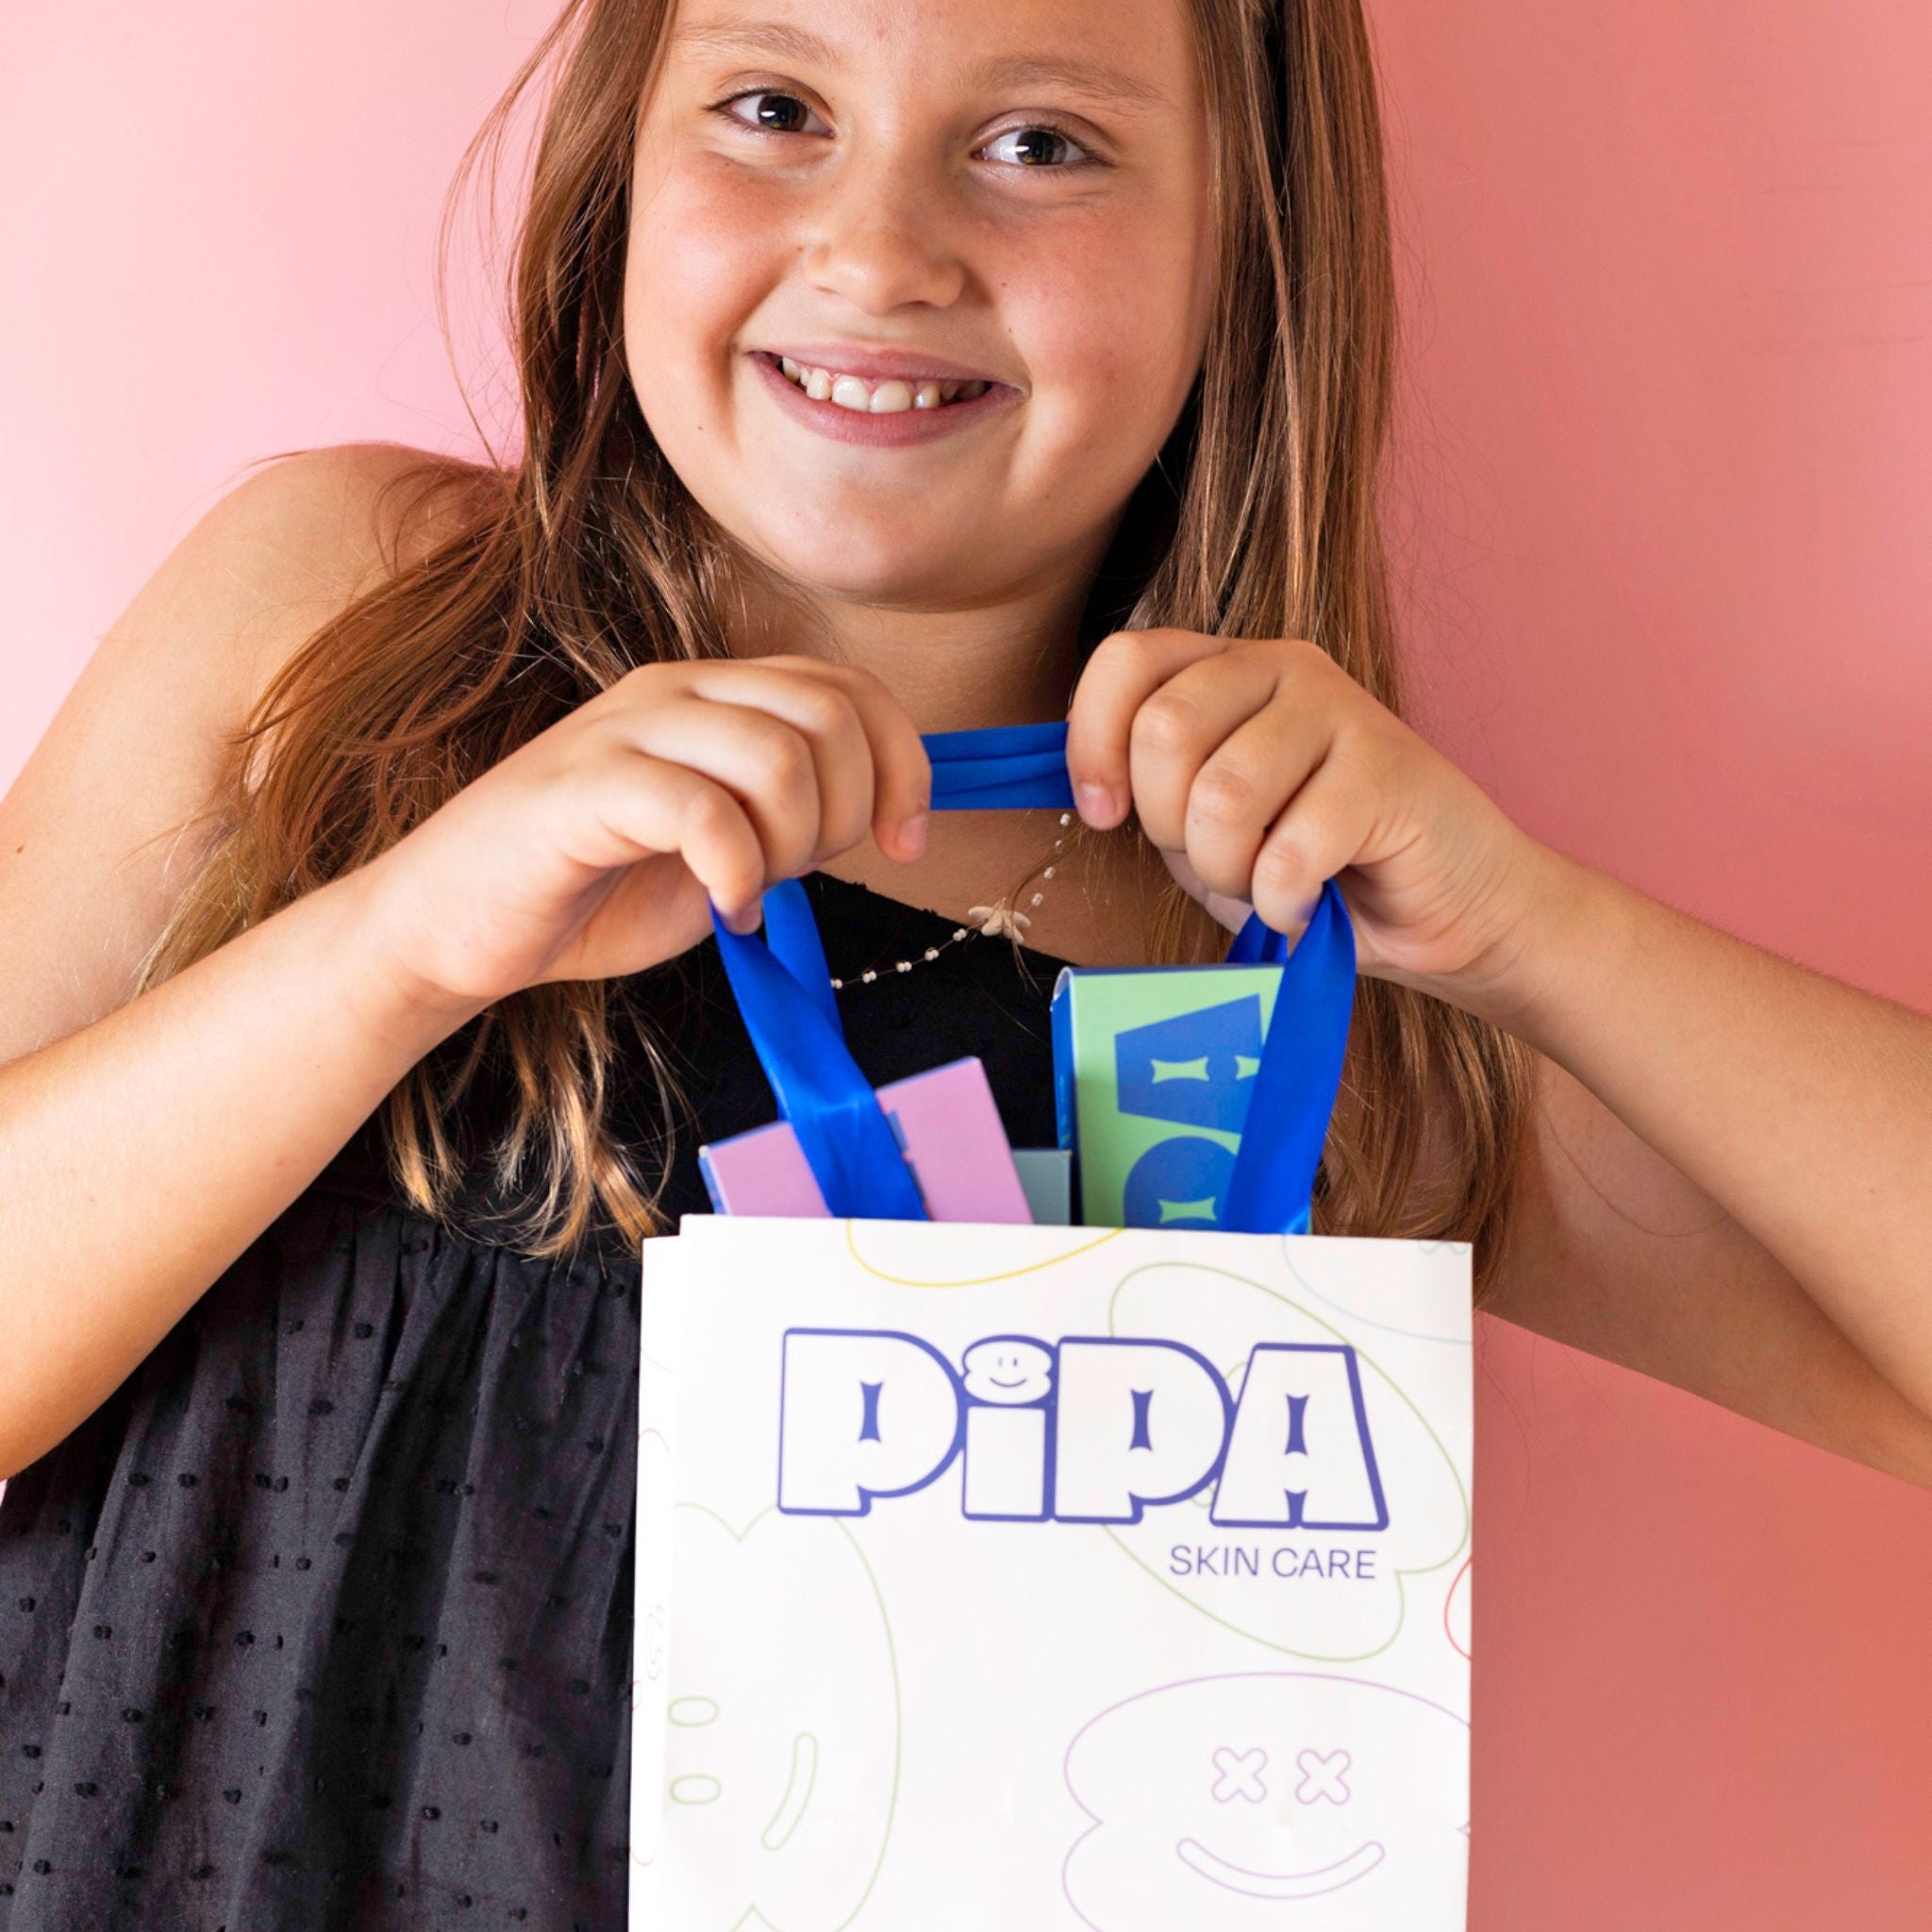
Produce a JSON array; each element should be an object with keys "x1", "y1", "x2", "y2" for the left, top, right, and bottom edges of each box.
[{"x1": 1049, "y1": 962, "x2": 1285, "y2": 1230}]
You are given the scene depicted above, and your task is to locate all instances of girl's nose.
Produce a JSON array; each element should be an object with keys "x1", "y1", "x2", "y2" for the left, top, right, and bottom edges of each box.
[{"x1": 799, "y1": 172, "x2": 969, "y2": 315}]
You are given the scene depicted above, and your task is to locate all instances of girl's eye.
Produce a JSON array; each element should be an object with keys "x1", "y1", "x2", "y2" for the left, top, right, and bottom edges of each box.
[
  {"x1": 979, "y1": 125, "x2": 1094, "y2": 171},
  {"x1": 715, "y1": 90, "x2": 827, "y2": 138}
]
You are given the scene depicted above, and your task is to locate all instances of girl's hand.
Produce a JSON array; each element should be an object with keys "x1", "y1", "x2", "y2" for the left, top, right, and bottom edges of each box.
[
  {"x1": 355, "y1": 657, "x2": 932, "y2": 1020},
  {"x1": 1065, "y1": 629, "x2": 1570, "y2": 1022}
]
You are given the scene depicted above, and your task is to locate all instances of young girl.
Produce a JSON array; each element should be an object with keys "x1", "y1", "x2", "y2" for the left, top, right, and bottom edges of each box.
[{"x1": 3, "y1": 0, "x2": 1929, "y2": 1923}]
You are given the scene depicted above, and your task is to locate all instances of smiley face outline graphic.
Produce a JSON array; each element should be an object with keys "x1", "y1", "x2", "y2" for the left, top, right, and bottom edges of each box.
[
  {"x1": 654, "y1": 1502, "x2": 903, "y2": 1930},
  {"x1": 1062, "y1": 1670, "x2": 1469, "y2": 1929}
]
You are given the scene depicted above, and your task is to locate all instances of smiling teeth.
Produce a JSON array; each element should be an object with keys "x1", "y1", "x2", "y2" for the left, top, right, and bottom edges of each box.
[{"x1": 776, "y1": 356, "x2": 988, "y2": 412}]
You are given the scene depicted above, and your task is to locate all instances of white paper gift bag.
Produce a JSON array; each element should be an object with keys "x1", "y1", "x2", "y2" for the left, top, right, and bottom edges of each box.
[
  {"x1": 631, "y1": 1219, "x2": 1471, "y2": 1930},
  {"x1": 628, "y1": 725, "x2": 1473, "y2": 1929}
]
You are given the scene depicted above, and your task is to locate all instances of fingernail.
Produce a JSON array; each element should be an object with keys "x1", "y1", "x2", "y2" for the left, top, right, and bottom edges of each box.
[
  {"x1": 1075, "y1": 780, "x2": 1118, "y2": 825},
  {"x1": 898, "y1": 810, "x2": 928, "y2": 858},
  {"x1": 728, "y1": 894, "x2": 763, "y2": 936}
]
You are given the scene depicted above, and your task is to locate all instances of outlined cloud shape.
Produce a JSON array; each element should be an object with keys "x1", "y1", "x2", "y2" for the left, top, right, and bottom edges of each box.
[
  {"x1": 1108, "y1": 1262, "x2": 1469, "y2": 1660},
  {"x1": 1064, "y1": 1673, "x2": 1467, "y2": 1930},
  {"x1": 660, "y1": 1505, "x2": 899, "y2": 1931},
  {"x1": 1444, "y1": 1557, "x2": 1472, "y2": 1661}
]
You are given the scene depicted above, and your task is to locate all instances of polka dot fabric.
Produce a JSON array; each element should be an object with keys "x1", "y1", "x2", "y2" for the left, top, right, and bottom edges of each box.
[{"x1": 0, "y1": 873, "x2": 1067, "y2": 1929}]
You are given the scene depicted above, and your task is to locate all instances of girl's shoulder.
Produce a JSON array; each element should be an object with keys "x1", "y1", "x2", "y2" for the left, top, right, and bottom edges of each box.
[
  {"x1": 0, "y1": 442, "x2": 495, "y2": 1059},
  {"x1": 201, "y1": 441, "x2": 498, "y2": 691},
  {"x1": 197, "y1": 441, "x2": 500, "y2": 735}
]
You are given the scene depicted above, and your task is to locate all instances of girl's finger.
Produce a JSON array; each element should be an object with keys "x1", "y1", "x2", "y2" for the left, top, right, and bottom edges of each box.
[
  {"x1": 1125, "y1": 650, "x2": 1288, "y2": 856},
  {"x1": 558, "y1": 753, "x2": 770, "y2": 934},
  {"x1": 758, "y1": 656, "x2": 934, "y2": 859},
  {"x1": 1064, "y1": 629, "x2": 1230, "y2": 827},
  {"x1": 625, "y1": 700, "x2": 825, "y2": 886},
  {"x1": 1180, "y1": 694, "x2": 1341, "y2": 900},
  {"x1": 672, "y1": 662, "x2": 874, "y2": 863},
  {"x1": 666, "y1": 774, "x2": 775, "y2": 935},
  {"x1": 1244, "y1": 754, "x2": 1378, "y2": 943}
]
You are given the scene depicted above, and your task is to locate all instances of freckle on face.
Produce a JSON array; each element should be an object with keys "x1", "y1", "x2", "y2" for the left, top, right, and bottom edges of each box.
[{"x1": 620, "y1": 0, "x2": 1215, "y2": 608}]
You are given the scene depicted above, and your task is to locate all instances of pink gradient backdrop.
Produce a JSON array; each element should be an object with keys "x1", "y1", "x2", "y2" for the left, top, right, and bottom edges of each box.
[{"x1": 3, "y1": 4, "x2": 1928, "y2": 1925}]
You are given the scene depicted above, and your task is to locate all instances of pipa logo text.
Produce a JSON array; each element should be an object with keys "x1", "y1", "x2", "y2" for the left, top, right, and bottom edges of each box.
[{"x1": 775, "y1": 1330, "x2": 1388, "y2": 1529}]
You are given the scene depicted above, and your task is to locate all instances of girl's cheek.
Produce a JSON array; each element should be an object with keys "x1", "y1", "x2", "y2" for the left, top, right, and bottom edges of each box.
[
  {"x1": 626, "y1": 161, "x2": 791, "y2": 366},
  {"x1": 1007, "y1": 225, "x2": 1199, "y2": 433}
]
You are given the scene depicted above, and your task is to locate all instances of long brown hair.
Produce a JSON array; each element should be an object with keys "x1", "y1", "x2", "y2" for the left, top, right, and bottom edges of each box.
[{"x1": 142, "y1": 0, "x2": 1536, "y2": 1291}]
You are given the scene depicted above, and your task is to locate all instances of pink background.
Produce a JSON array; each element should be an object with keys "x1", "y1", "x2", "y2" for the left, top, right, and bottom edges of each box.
[{"x1": 4, "y1": 3, "x2": 1929, "y2": 1924}]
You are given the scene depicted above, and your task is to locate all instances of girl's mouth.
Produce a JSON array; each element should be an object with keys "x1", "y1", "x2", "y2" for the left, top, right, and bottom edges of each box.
[
  {"x1": 747, "y1": 350, "x2": 1020, "y2": 447},
  {"x1": 774, "y1": 355, "x2": 991, "y2": 412}
]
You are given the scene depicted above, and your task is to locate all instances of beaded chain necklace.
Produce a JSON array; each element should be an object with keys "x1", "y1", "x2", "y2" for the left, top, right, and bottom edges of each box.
[{"x1": 826, "y1": 809, "x2": 1074, "y2": 991}]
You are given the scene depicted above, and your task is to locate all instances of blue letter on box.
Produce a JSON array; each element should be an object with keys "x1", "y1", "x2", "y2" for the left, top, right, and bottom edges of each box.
[
  {"x1": 1122, "y1": 1136, "x2": 1235, "y2": 1229},
  {"x1": 1113, "y1": 995, "x2": 1264, "y2": 1132}
]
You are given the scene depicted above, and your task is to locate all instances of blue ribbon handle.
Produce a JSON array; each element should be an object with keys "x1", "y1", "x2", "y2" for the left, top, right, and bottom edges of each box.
[
  {"x1": 1219, "y1": 877, "x2": 1355, "y2": 1236},
  {"x1": 708, "y1": 722, "x2": 1356, "y2": 1231},
  {"x1": 923, "y1": 721, "x2": 1079, "y2": 808},
  {"x1": 708, "y1": 892, "x2": 928, "y2": 1222}
]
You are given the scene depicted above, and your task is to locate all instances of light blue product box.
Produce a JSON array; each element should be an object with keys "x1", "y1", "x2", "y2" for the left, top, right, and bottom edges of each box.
[
  {"x1": 1010, "y1": 1148, "x2": 1074, "y2": 1225},
  {"x1": 1050, "y1": 963, "x2": 1285, "y2": 1229}
]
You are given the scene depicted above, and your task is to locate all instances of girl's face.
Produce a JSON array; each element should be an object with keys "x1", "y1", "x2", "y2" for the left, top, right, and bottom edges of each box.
[{"x1": 625, "y1": 0, "x2": 1215, "y2": 613}]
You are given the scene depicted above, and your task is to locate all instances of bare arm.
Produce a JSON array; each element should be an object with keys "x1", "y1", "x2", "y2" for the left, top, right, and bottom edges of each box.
[
  {"x1": 0, "y1": 444, "x2": 479, "y2": 1478},
  {"x1": 0, "y1": 869, "x2": 476, "y2": 1477},
  {"x1": 1481, "y1": 853, "x2": 1932, "y2": 1487}
]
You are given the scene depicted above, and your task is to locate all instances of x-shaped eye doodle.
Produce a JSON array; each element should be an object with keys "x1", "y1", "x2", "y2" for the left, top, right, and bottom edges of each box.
[
  {"x1": 1209, "y1": 1746, "x2": 1269, "y2": 1803},
  {"x1": 1295, "y1": 1747, "x2": 1353, "y2": 1805}
]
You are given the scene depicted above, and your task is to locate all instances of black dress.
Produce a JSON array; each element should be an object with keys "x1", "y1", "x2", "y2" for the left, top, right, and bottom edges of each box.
[{"x1": 0, "y1": 872, "x2": 1071, "y2": 1931}]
